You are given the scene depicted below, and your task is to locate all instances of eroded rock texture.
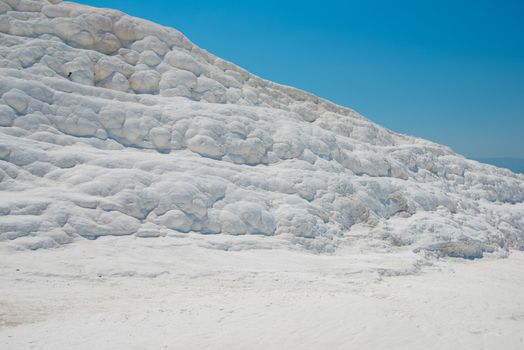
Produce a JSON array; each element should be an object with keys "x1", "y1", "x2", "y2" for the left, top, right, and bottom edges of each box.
[{"x1": 0, "y1": 0, "x2": 523, "y2": 254}]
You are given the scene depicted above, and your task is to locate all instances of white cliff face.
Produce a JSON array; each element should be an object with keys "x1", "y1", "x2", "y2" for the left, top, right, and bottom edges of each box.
[{"x1": 0, "y1": 0, "x2": 523, "y2": 255}]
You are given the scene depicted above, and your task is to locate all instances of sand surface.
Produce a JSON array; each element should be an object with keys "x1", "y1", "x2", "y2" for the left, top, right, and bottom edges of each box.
[{"x1": 1, "y1": 238, "x2": 523, "y2": 350}]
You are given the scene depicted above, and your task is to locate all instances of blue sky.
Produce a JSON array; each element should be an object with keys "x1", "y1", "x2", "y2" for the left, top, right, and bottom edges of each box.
[{"x1": 80, "y1": 0, "x2": 524, "y2": 158}]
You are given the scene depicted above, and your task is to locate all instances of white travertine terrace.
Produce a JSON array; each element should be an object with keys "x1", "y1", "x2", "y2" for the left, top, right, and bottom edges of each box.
[{"x1": 0, "y1": 0, "x2": 523, "y2": 256}]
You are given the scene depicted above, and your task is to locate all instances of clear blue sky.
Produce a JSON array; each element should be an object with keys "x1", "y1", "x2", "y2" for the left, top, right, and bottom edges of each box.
[{"x1": 80, "y1": 0, "x2": 524, "y2": 158}]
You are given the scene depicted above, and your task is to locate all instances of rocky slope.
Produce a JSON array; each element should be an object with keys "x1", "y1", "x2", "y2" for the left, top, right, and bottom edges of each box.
[{"x1": 0, "y1": 0, "x2": 523, "y2": 255}]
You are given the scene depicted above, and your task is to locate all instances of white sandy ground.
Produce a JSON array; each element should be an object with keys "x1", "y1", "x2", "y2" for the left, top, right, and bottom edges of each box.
[{"x1": 1, "y1": 237, "x2": 523, "y2": 350}]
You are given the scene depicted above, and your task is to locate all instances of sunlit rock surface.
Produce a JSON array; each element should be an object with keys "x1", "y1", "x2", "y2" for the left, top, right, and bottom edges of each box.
[{"x1": 0, "y1": 0, "x2": 523, "y2": 255}]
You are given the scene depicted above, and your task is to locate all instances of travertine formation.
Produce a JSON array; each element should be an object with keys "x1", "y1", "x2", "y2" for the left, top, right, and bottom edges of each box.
[{"x1": 0, "y1": 0, "x2": 523, "y2": 255}]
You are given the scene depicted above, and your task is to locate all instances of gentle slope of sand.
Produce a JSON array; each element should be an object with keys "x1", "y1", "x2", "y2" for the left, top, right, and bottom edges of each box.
[{"x1": 1, "y1": 239, "x2": 523, "y2": 349}]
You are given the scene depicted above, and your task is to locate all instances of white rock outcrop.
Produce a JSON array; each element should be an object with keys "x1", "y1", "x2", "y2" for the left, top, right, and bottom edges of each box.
[{"x1": 0, "y1": 0, "x2": 523, "y2": 256}]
